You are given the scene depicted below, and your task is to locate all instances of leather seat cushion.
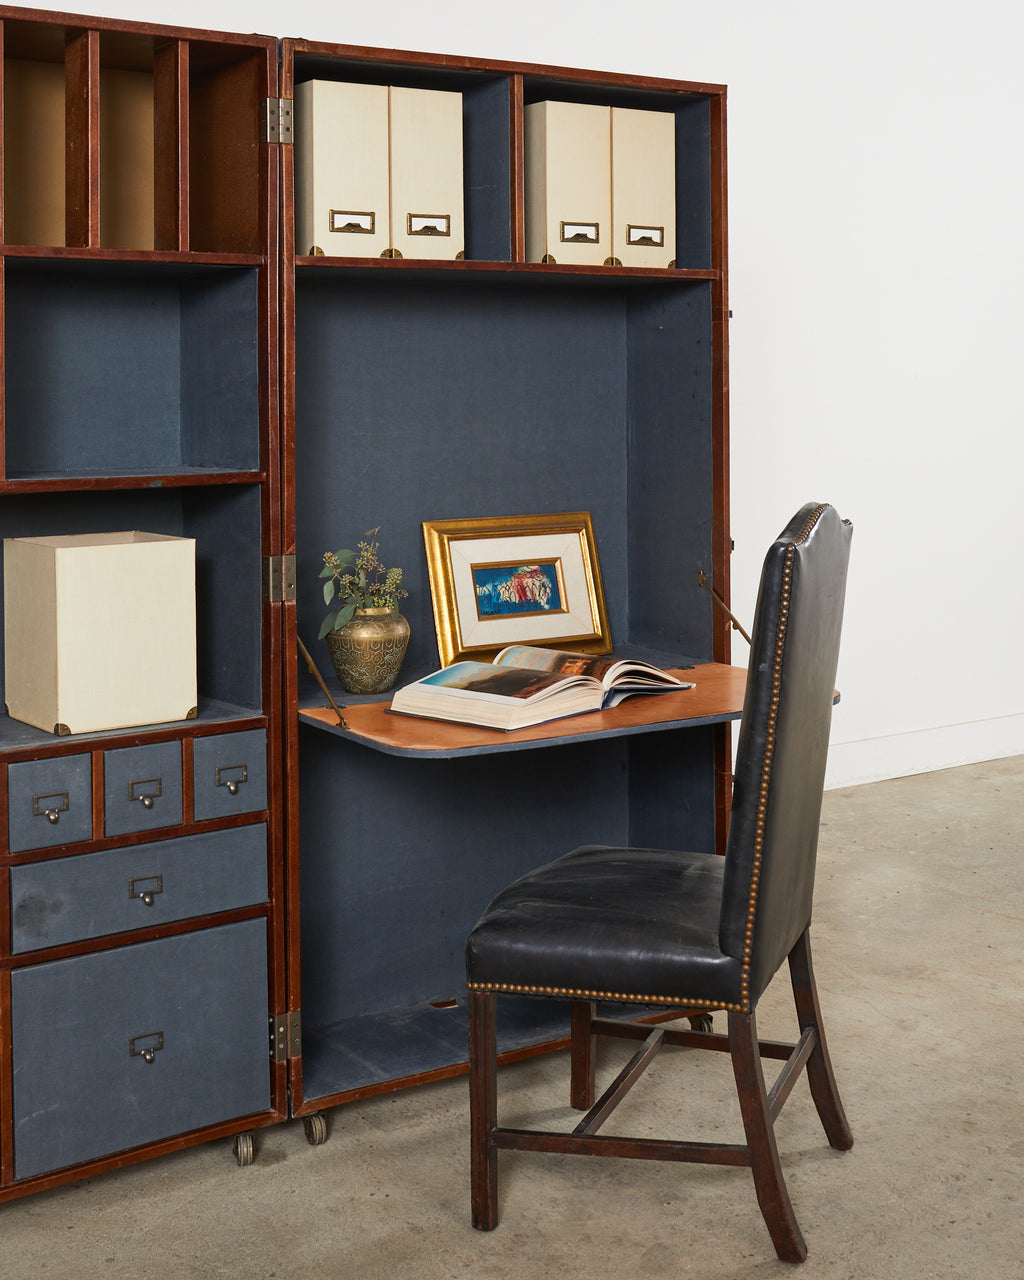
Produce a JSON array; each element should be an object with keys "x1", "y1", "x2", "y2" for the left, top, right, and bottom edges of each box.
[{"x1": 466, "y1": 845, "x2": 745, "y2": 1007}]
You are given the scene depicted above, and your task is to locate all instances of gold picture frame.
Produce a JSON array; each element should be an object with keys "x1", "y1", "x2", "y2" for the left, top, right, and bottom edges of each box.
[{"x1": 422, "y1": 513, "x2": 611, "y2": 668}]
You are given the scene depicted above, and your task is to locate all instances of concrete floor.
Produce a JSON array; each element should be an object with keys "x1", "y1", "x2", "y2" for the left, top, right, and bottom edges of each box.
[{"x1": 2, "y1": 756, "x2": 1021, "y2": 1279}]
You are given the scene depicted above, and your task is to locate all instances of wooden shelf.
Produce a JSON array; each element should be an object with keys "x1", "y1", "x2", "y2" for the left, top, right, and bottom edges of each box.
[
  {"x1": 0, "y1": 698, "x2": 266, "y2": 758},
  {"x1": 295, "y1": 254, "x2": 718, "y2": 281},
  {"x1": 1, "y1": 246, "x2": 266, "y2": 265}
]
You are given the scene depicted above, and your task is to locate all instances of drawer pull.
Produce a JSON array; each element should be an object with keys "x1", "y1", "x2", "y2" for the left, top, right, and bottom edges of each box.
[
  {"x1": 129, "y1": 1031, "x2": 164, "y2": 1064},
  {"x1": 129, "y1": 875, "x2": 164, "y2": 906},
  {"x1": 33, "y1": 791, "x2": 69, "y2": 825},
  {"x1": 129, "y1": 777, "x2": 163, "y2": 810},
  {"x1": 216, "y1": 764, "x2": 248, "y2": 797}
]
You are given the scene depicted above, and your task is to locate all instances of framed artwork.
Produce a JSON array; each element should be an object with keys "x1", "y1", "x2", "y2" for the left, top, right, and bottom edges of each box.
[{"x1": 422, "y1": 512, "x2": 611, "y2": 667}]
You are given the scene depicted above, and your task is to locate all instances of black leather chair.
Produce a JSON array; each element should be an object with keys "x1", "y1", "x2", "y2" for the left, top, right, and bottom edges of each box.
[{"x1": 465, "y1": 502, "x2": 854, "y2": 1263}]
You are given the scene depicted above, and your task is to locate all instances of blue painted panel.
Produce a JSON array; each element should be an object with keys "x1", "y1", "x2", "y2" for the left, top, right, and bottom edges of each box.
[
  {"x1": 627, "y1": 284, "x2": 715, "y2": 656},
  {"x1": 193, "y1": 729, "x2": 268, "y2": 821},
  {"x1": 674, "y1": 97, "x2": 714, "y2": 269},
  {"x1": 464, "y1": 76, "x2": 513, "y2": 262},
  {"x1": 8, "y1": 753, "x2": 92, "y2": 852},
  {"x1": 298, "y1": 724, "x2": 630, "y2": 1025},
  {"x1": 11, "y1": 919, "x2": 269, "y2": 1180},
  {"x1": 11, "y1": 824, "x2": 268, "y2": 952},
  {"x1": 104, "y1": 740, "x2": 183, "y2": 838}
]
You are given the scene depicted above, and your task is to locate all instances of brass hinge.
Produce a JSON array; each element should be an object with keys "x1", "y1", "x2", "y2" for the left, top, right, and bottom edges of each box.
[
  {"x1": 264, "y1": 554, "x2": 296, "y2": 602},
  {"x1": 262, "y1": 97, "x2": 293, "y2": 144},
  {"x1": 270, "y1": 1009, "x2": 302, "y2": 1061}
]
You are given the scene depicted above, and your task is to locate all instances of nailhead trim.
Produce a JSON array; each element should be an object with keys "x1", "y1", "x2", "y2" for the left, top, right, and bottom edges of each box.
[
  {"x1": 738, "y1": 503, "x2": 828, "y2": 1009},
  {"x1": 469, "y1": 505, "x2": 832, "y2": 1020},
  {"x1": 466, "y1": 980, "x2": 744, "y2": 1013}
]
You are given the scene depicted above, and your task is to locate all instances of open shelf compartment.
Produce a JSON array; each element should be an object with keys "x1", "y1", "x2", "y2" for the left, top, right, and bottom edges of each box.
[
  {"x1": 2, "y1": 258, "x2": 262, "y2": 482},
  {"x1": 0, "y1": 485, "x2": 265, "y2": 750},
  {"x1": 1, "y1": 10, "x2": 275, "y2": 254},
  {"x1": 285, "y1": 41, "x2": 723, "y2": 270},
  {"x1": 293, "y1": 271, "x2": 718, "y2": 678}
]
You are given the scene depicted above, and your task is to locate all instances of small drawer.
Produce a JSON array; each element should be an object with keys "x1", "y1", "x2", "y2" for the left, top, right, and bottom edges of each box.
[
  {"x1": 10, "y1": 824, "x2": 268, "y2": 952},
  {"x1": 104, "y1": 740, "x2": 183, "y2": 838},
  {"x1": 8, "y1": 754, "x2": 93, "y2": 853},
  {"x1": 193, "y1": 729, "x2": 267, "y2": 821},
  {"x1": 10, "y1": 919, "x2": 269, "y2": 1180}
]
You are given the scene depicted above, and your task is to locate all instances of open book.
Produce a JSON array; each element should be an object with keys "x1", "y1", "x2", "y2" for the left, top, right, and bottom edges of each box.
[{"x1": 389, "y1": 645, "x2": 694, "y2": 732}]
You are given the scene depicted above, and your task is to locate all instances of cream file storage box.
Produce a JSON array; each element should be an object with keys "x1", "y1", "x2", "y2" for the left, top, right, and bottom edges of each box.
[
  {"x1": 293, "y1": 80, "x2": 391, "y2": 258},
  {"x1": 4, "y1": 532, "x2": 197, "y2": 735},
  {"x1": 611, "y1": 106, "x2": 676, "y2": 268},
  {"x1": 525, "y1": 100, "x2": 611, "y2": 266},
  {"x1": 388, "y1": 85, "x2": 465, "y2": 261},
  {"x1": 525, "y1": 101, "x2": 676, "y2": 267},
  {"x1": 294, "y1": 80, "x2": 464, "y2": 260}
]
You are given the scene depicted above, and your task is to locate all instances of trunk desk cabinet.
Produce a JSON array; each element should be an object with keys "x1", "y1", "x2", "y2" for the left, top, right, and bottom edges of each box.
[{"x1": 0, "y1": 4, "x2": 732, "y2": 1201}]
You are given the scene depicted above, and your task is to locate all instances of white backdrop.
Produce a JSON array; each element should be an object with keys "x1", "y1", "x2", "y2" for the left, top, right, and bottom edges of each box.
[{"x1": 47, "y1": 0, "x2": 1024, "y2": 787}]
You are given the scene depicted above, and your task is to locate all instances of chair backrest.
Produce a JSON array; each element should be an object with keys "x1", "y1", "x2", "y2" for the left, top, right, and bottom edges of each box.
[{"x1": 718, "y1": 503, "x2": 852, "y2": 1007}]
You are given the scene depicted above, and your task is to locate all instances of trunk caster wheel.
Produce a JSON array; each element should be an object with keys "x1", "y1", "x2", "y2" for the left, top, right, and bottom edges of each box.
[
  {"x1": 234, "y1": 1131, "x2": 256, "y2": 1166},
  {"x1": 304, "y1": 1112, "x2": 328, "y2": 1146}
]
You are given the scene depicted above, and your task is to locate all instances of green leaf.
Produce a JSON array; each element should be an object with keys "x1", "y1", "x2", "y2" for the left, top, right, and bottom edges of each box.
[
  {"x1": 322, "y1": 580, "x2": 335, "y2": 606},
  {"x1": 335, "y1": 602, "x2": 356, "y2": 628},
  {"x1": 318, "y1": 565, "x2": 333, "y2": 579},
  {"x1": 317, "y1": 612, "x2": 337, "y2": 640}
]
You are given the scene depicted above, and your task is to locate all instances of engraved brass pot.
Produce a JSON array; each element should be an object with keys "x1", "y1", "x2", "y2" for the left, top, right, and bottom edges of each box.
[{"x1": 325, "y1": 607, "x2": 410, "y2": 695}]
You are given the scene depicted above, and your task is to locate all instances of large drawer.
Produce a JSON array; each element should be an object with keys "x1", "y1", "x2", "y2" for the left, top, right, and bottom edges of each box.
[
  {"x1": 10, "y1": 824, "x2": 268, "y2": 953},
  {"x1": 11, "y1": 919, "x2": 269, "y2": 1181},
  {"x1": 7, "y1": 753, "x2": 93, "y2": 853}
]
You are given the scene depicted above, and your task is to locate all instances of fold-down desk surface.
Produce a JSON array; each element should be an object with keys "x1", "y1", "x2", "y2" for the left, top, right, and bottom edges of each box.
[{"x1": 298, "y1": 662, "x2": 748, "y2": 759}]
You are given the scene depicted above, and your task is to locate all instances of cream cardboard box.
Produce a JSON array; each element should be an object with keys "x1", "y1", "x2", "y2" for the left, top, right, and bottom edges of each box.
[
  {"x1": 294, "y1": 80, "x2": 464, "y2": 260},
  {"x1": 525, "y1": 101, "x2": 676, "y2": 268},
  {"x1": 294, "y1": 80, "x2": 391, "y2": 258},
  {"x1": 611, "y1": 106, "x2": 677, "y2": 269},
  {"x1": 525, "y1": 100, "x2": 612, "y2": 266},
  {"x1": 4, "y1": 532, "x2": 197, "y2": 735},
  {"x1": 388, "y1": 85, "x2": 465, "y2": 260}
]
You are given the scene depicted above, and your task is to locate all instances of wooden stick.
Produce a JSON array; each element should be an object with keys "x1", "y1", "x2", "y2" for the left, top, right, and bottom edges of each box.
[
  {"x1": 698, "y1": 569, "x2": 752, "y2": 645},
  {"x1": 296, "y1": 635, "x2": 347, "y2": 728}
]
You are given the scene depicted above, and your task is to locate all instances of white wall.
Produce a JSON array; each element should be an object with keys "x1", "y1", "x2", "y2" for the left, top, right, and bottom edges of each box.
[{"x1": 53, "y1": 0, "x2": 1024, "y2": 787}]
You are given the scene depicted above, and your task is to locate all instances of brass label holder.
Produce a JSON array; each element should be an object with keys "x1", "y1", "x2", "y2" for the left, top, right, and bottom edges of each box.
[
  {"x1": 33, "y1": 791, "x2": 69, "y2": 824},
  {"x1": 215, "y1": 764, "x2": 248, "y2": 796},
  {"x1": 129, "y1": 1031, "x2": 164, "y2": 1064},
  {"x1": 129, "y1": 777, "x2": 163, "y2": 810},
  {"x1": 330, "y1": 210, "x2": 375, "y2": 234},
  {"x1": 129, "y1": 875, "x2": 164, "y2": 906},
  {"x1": 560, "y1": 220, "x2": 599, "y2": 244},
  {"x1": 626, "y1": 224, "x2": 665, "y2": 247},
  {"x1": 407, "y1": 213, "x2": 451, "y2": 237}
]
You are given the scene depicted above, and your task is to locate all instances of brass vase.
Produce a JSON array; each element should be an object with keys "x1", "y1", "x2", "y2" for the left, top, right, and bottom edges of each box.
[{"x1": 325, "y1": 607, "x2": 411, "y2": 695}]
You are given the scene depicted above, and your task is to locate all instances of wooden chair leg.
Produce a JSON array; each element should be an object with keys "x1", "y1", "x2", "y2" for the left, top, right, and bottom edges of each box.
[
  {"x1": 469, "y1": 989, "x2": 499, "y2": 1230},
  {"x1": 569, "y1": 999, "x2": 597, "y2": 1110},
  {"x1": 729, "y1": 1009, "x2": 807, "y2": 1263},
  {"x1": 788, "y1": 930, "x2": 853, "y2": 1151}
]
